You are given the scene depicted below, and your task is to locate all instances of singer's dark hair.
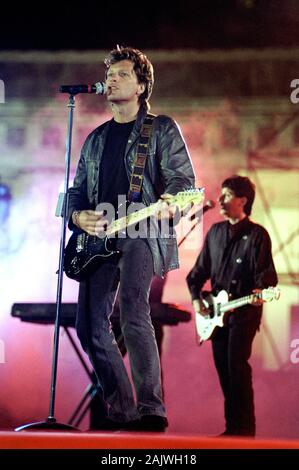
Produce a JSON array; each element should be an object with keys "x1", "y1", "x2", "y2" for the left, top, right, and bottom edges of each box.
[
  {"x1": 221, "y1": 175, "x2": 256, "y2": 216},
  {"x1": 104, "y1": 46, "x2": 154, "y2": 111}
]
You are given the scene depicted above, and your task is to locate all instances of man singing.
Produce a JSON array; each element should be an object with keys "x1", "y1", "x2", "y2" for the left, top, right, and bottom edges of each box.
[{"x1": 68, "y1": 46, "x2": 195, "y2": 431}]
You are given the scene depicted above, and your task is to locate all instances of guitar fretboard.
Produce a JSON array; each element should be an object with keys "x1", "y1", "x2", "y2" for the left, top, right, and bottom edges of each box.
[
  {"x1": 219, "y1": 293, "x2": 258, "y2": 313},
  {"x1": 104, "y1": 188, "x2": 205, "y2": 237},
  {"x1": 106, "y1": 202, "x2": 159, "y2": 236}
]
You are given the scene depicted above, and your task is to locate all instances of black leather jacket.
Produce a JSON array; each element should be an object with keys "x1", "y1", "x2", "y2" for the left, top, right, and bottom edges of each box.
[{"x1": 68, "y1": 107, "x2": 195, "y2": 277}]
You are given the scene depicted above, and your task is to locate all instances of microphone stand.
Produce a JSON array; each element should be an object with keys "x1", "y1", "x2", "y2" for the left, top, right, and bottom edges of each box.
[
  {"x1": 15, "y1": 94, "x2": 80, "y2": 432},
  {"x1": 178, "y1": 210, "x2": 203, "y2": 248}
]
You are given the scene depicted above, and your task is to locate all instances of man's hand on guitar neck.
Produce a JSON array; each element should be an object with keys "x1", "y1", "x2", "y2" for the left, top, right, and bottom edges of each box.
[
  {"x1": 251, "y1": 288, "x2": 264, "y2": 306},
  {"x1": 192, "y1": 298, "x2": 210, "y2": 317},
  {"x1": 72, "y1": 210, "x2": 109, "y2": 236},
  {"x1": 155, "y1": 193, "x2": 178, "y2": 220}
]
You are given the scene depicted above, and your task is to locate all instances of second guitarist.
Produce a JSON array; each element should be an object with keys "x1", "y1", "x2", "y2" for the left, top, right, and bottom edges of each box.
[{"x1": 186, "y1": 175, "x2": 278, "y2": 437}]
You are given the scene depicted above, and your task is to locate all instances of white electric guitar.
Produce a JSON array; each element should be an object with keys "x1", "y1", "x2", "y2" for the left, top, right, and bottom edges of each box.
[{"x1": 195, "y1": 287, "x2": 280, "y2": 344}]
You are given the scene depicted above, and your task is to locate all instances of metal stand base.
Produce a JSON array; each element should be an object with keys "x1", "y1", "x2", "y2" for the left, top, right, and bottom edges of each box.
[{"x1": 15, "y1": 417, "x2": 80, "y2": 432}]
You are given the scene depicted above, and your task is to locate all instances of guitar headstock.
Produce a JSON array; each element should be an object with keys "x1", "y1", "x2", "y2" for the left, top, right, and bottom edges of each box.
[
  {"x1": 262, "y1": 287, "x2": 281, "y2": 302},
  {"x1": 172, "y1": 188, "x2": 205, "y2": 212}
]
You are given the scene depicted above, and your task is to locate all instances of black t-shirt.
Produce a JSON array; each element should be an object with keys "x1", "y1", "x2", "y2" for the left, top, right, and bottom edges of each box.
[{"x1": 98, "y1": 119, "x2": 135, "y2": 210}]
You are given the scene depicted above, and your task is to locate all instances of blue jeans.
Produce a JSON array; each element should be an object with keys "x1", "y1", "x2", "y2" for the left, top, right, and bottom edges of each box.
[{"x1": 76, "y1": 237, "x2": 166, "y2": 422}]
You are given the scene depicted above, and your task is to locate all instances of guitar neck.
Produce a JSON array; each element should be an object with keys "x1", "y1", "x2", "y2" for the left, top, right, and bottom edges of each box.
[
  {"x1": 220, "y1": 293, "x2": 258, "y2": 313},
  {"x1": 106, "y1": 202, "x2": 159, "y2": 236},
  {"x1": 105, "y1": 188, "x2": 205, "y2": 237}
]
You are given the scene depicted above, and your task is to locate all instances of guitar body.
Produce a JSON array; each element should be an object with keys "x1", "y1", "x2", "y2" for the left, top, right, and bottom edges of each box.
[
  {"x1": 64, "y1": 231, "x2": 118, "y2": 281},
  {"x1": 195, "y1": 290, "x2": 230, "y2": 342},
  {"x1": 195, "y1": 287, "x2": 280, "y2": 344}
]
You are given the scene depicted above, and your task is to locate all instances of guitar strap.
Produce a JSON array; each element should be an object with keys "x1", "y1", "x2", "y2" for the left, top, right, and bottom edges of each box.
[{"x1": 128, "y1": 113, "x2": 156, "y2": 203}]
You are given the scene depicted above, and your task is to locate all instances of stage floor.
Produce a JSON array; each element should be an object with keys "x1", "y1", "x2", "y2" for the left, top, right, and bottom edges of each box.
[{"x1": 1, "y1": 430, "x2": 299, "y2": 449}]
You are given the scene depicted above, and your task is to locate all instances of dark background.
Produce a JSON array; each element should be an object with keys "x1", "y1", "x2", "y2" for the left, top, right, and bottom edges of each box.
[{"x1": 1, "y1": 0, "x2": 299, "y2": 50}]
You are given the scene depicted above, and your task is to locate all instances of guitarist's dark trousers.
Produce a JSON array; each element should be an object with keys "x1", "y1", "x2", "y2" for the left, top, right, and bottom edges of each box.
[
  {"x1": 75, "y1": 237, "x2": 166, "y2": 423},
  {"x1": 211, "y1": 311, "x2": 261, "y2": 436}
]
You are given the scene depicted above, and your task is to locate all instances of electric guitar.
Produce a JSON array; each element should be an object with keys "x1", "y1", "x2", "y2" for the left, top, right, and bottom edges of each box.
[
  {"x1": 64, "y1": 188, "x2": 205, "y2": 281},
  {"x1": 195, "y1": 287, "x2": 280, "y2": 344}
]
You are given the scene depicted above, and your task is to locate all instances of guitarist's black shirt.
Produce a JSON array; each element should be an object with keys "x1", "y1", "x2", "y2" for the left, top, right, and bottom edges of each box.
[
  {"x1": 98, "y1": 119, "x2": 135, "y2": 211},
  {"x1": 186, "y1": 217, "x2": 278, "y2": 323}
]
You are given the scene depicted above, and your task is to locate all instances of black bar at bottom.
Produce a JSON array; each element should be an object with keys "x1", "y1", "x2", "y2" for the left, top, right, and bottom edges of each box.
[{"x1": 0, "y1": 449, "x2": 298, "y2": 466}]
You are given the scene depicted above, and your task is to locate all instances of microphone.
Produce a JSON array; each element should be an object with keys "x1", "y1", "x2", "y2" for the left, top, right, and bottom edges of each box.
[
  {"x1": 59, "y1": 82, "x2": 106, "y2": 95},
  {"x1": 189, "y1": 199, "x2": 216, "y2": 221}
]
